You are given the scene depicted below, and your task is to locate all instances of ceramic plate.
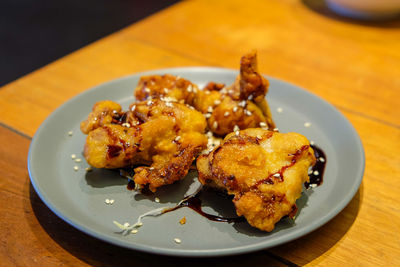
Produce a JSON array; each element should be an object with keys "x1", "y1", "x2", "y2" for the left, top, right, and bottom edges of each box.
[{"x1": 28, "y1": 67, "x2": 365, "y2": 257}]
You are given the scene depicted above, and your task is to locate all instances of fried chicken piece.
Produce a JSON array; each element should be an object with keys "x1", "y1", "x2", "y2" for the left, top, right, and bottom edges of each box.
[
  {"x1": 196, "y1": 128, "x2": 316, "y2": 232},
  {"x1": 133, "y1": 51, "x2": 275, "y2": 136},
  {"x1": 134, "y1": 74, "x2": 198, "y2": 104},
  {"x1": 82, "y1": 99, "x2": 207, "y2": 192}
]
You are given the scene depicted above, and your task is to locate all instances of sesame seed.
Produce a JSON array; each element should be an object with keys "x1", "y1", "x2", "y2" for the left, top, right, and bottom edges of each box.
[
  {"x1": 304, "y1": 122, "x2": 312, "y2": 127},
  {"x1": 235, "y1": 131, "x2": 240, "y2": 136},
  {"x1": 214, "y1": 99, "x2": 221, "y2": 105},
  {"x1": 277, "y1": 107, "x2": 283, "y2": 113},
  {"x1": 238, "y1": 100, "x2": 246, "y2": 107},
  {"x1": 310, "y1": 140, "x2": 315, "y2": 145},
  {"x1": 123, "y1": 222, "x2": 130, "y2": 228},
  {"x1": 131, "y1": 105, "x2": 136, "y2": 112},
  {"x1": 149, "y1": 167, "x2": 155, "y2": 171},
  {"x1": 213, "y1": 121, "x2": 218, "y2": 129},
  {"x1": 155, "y1": 197, "x2": 160, "y2": 203},
  {"x1": 224, "y1": 111, "x2": 230, "y2": 117},
  {"x1": 174, "y1": 136, "x2": 181, "y2": 142},
  {"x1": 187, "y1": 85, "x2": 193, "y2": 92},
  {"x1": 228, "y1": 89, "x2": 234, "y2": 95},
  {"x1": 147, "y1": 100, "x2": 153, "y2": 106},
  {"x1": 109, "y1": 199, "x2": 114, "y2": 204},
  {"x1": 68, "y1": 131, "x2": 73, "y2": 136},
  {"x1": 205, "y1": 113, "x2": 211, "y2": 118},
  {"x1": 144, "y1": 87, "x2": 151, "y2": 93},
  {"x1": 131, "y1": 229, "x2": 138, "y2": 234},
  {"x1": 245, "y1": 110, "x2": 252, "y2": 116},
  {"x1": 220, "y1": 88, "x2": 227, "y2": 94},
  {"x1": 94, "y1": 117, "x2": 98, "y2": 121},
  {"x1": 73, "y1": 166, "x2": 79, "y2": 171},
  {"x1": 233, "y1": 106, "x2": 238, "y2": 112},
  {"x1": 259, "y1": 122, "x2": 267, "y2": 127},
  {"x1": 233, "y1": 125, "x2": 240, "y2": 132},
  {"x1": 313, "y1": 170, "x2": 320, "y2": 176},
  {"x1": 248, "y1": 94, "x2": 253, "y2": 100},
  {"x1": 122, "y1": 123, "x2": 131, "y2": 128},
  {"x1": 207, "y1": 106, "x2": 213, "y2": 113},
  {"x1": 163, "y1": 88, "x2": 169, "y2": 94},
  {"x1": 256, "y1": 135, "x2": 262, "y2": 139},
  {"x1": 85, "y1": 167, "x2": 92, "y2": 172},
  {"x1": 137, "y1": 222, "x2": 143, "y2": 227},
  {"x1": 174, "y1": 238, "x2": 182, "y2": 244},
  {"x1": 165, "y1": 102, "x2": 173, "y2": 107},
  {"x1": 311, "y1": 184, "x2": 317, "y2": 188},
  {"x1": 273, "y1": 173, "x2": 281, "y2": 178},
  {"x1": 112, "y1": 110, "x2": 118, "y2": 114},
  {"x1": 273, "y1": 128, "x2": 279, "y2": 132},
  {"x1": 105, "y1": 199, "x2": 110, "y2": 204},
  {"x1": 71, "y1": 154, "x2": 76, "y2": 159},
  {"x1": 319, "y1": 157, "x2": 325, "y2": 162},
  {"x1": 308, "y1": 169, "x2": 313, "y2": 175},
  {"x1": 75, "y1": 158, "x2": 82, "y2": 163}
]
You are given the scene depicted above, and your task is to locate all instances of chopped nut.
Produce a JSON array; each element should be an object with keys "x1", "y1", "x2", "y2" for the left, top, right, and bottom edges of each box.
[{"x1": 179, "y1": 217, "x2": 186, "y2": 225}]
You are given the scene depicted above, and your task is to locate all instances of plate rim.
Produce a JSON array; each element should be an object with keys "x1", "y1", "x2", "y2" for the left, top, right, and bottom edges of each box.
[{"x1": 27, "y1": 67, "x2": 365, "y2": 257}]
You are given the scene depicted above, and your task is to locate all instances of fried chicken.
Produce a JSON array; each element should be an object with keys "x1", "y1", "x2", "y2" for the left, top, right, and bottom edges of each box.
[
  {"x1": 133, "y1": 51, "x2": 275, "y2": 136},
  {"x1": 81, "y1": 99, "x2": 207, "y2": 192},
  {"x1": 196, "y1": 128, "x2": 316, "y2": 232}
]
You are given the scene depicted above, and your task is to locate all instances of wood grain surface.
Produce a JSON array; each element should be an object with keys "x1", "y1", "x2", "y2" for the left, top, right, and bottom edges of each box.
[{"x1": 0, "y1": 0, "x2": 399, "y2": 265}]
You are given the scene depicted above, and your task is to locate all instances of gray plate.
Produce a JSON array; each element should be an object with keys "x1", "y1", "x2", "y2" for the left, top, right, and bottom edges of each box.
[{"x1": 28, "y1": 67, "x2": 365, "y2": 257}]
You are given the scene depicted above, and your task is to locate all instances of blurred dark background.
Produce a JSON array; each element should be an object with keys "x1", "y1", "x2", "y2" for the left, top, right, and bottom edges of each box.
[{"x1": 0, "y1": 0, "x2": 180, "y2": 87}]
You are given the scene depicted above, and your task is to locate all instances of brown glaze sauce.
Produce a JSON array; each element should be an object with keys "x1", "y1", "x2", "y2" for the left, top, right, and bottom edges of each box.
[
  {"x1": 162, "y1": 191, "x2": 245, "y2": 223},
  {"x1": 305, "y1": 144, "x2": 326, "y2": 189}
]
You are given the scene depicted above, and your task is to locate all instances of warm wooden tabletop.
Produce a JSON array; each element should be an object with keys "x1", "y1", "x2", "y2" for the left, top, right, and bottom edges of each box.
[{"x1": 1, "y1": 0, "x2": 399, "y2": 265}]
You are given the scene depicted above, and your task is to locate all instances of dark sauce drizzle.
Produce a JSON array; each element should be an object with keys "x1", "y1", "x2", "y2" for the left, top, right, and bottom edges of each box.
[
  {"x1": 305, "y1": 144, "x2": 326, "y2": 189},
  {"x1": 162, "y1": 191, "x2": 245, "y2": 223}
]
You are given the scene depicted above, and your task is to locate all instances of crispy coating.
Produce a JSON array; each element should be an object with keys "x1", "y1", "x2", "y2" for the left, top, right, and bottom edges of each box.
[
  {"x1": 82, "y1": 99, "x2": 207, "y2": 192},
  {"x1": 80, "y1": 100, "x2": 123, "y2": 134},
  {"x1": 134, "y1": 74, "x2": 198, "y2": 104},
  {"x1": 196, "y1": 128, "x2": 316, "y2": 232},
  {"x1": 133, "y1": 51, "x2": 275, "y2": 136}
]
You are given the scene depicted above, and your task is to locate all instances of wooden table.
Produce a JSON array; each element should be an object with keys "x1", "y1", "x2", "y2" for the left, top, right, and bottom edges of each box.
[{"x1": 1, "y1": 0, "x2": 399, "y2": 265}]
